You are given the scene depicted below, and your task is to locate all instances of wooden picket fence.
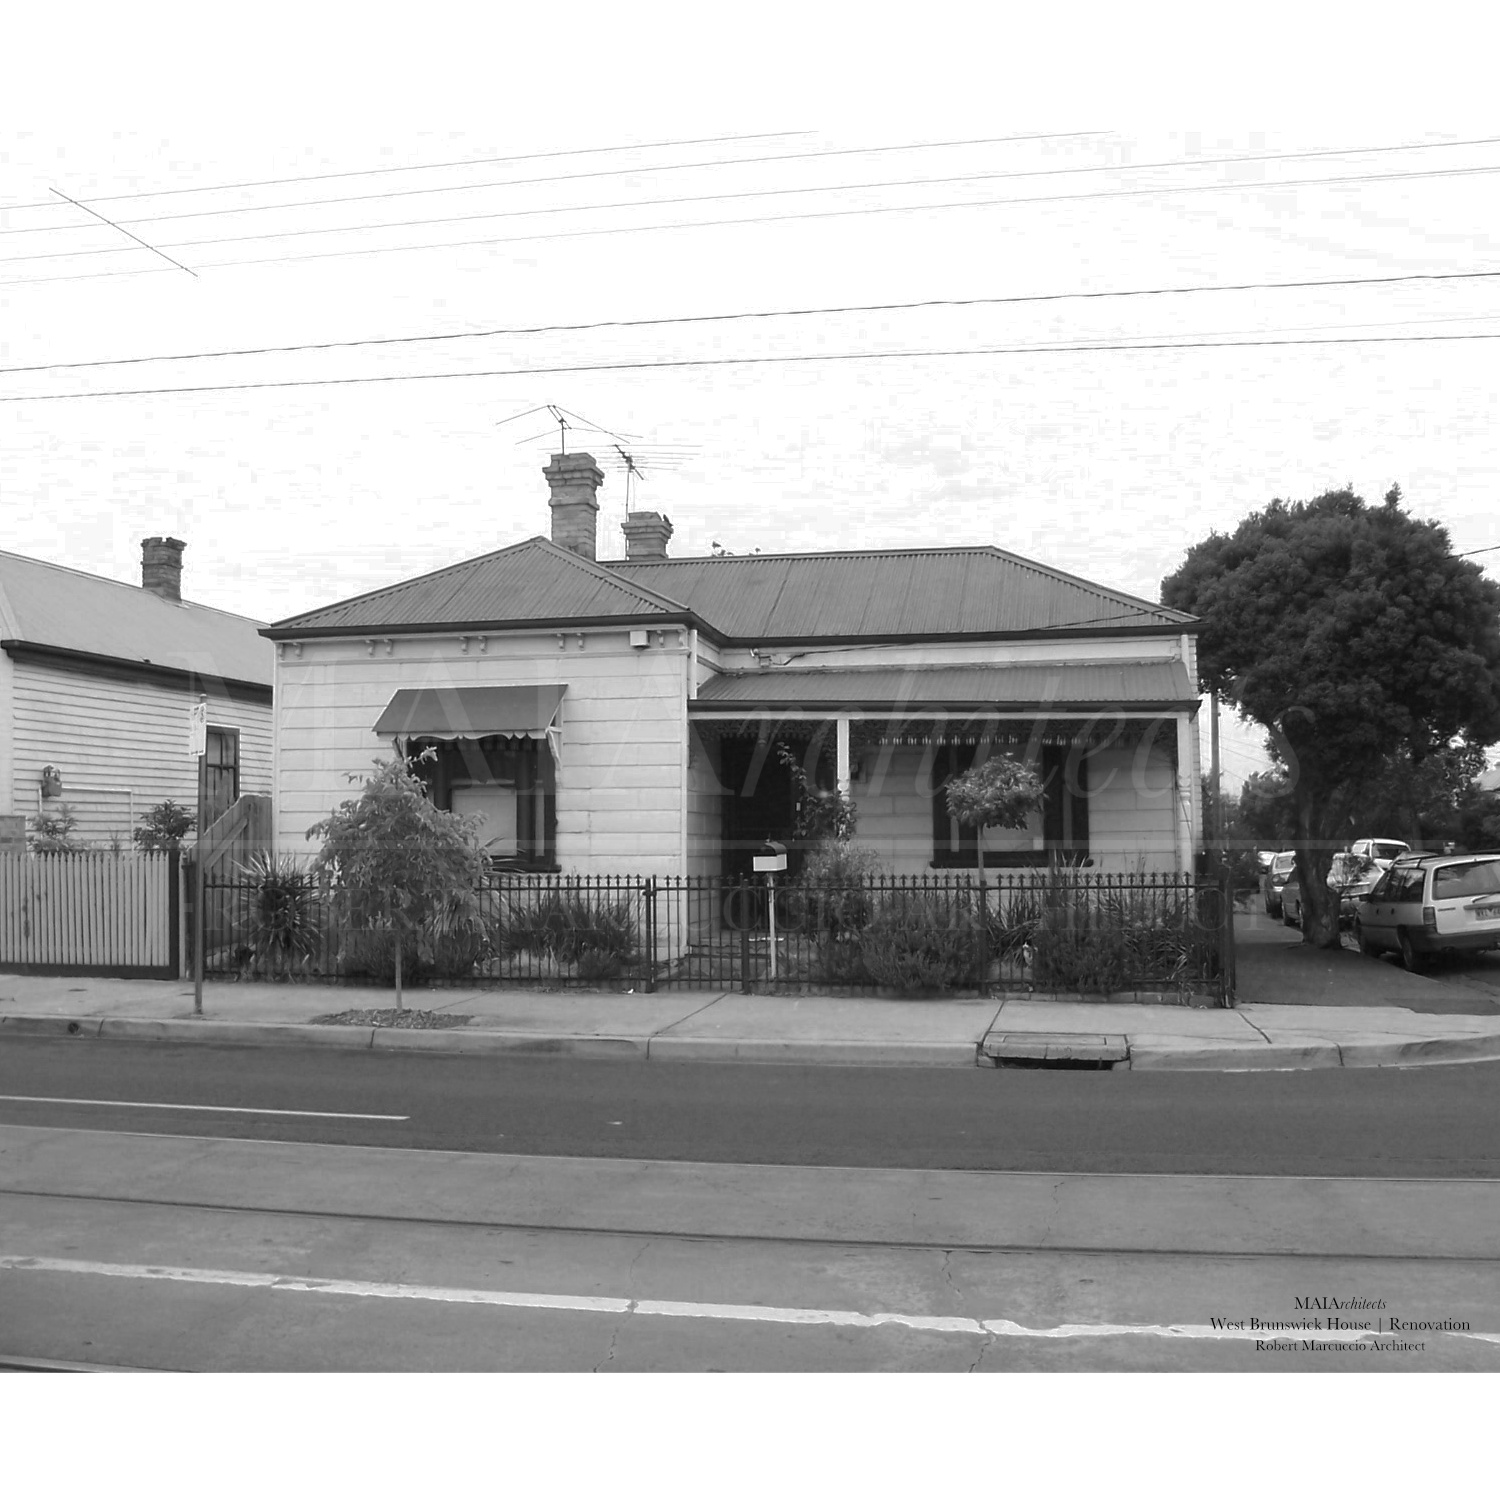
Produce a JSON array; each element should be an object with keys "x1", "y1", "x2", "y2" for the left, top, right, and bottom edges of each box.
[{"x1": 0, "y1": 852, "x2": 178, "y2": 977}]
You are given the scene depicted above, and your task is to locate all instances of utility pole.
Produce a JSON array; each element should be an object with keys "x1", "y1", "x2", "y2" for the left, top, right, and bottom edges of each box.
[
  {"x1": 189, "y1": 695, "x2": 208, "y2": 1015},
  {"x1": 1209, "y1": 688, "x2": 1222, "y2": 859}
]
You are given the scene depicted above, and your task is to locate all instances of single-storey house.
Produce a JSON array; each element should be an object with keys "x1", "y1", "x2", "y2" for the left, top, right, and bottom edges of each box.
[
  {"x1": 0, "y1": 538, "x2": 274, "y2": 849},
  {"x1": 264, "y1": 454, "x2": 1203, "y2": 879}
]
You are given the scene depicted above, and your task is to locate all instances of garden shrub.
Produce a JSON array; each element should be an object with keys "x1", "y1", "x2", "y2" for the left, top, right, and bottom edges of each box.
[
  {"x1": 856, "y1": 891, "x2": 978, "y2": 990},
  {"x1": 237, "y1": 852, "x2": 322, "y2": 979},
  {"x1": 497, "y1": 890, "x2": 638, "y2": 972}
]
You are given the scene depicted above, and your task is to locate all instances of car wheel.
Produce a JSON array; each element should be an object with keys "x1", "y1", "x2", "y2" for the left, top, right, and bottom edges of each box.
[
  {"x1": 1355, "y1": 919, "x2": 1378, "y2": 957},
  {"x1": 1397, "y1": 929, "x2": 1426, "y2": 973}
]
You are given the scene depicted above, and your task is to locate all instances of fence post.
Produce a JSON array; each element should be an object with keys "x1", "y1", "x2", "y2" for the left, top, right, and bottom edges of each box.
[
  {"x1": 975, "y1": 875, "x2": 988, "y2": 997},
  {"x1": 739, "y1": 879, "x2": 752, "y2": 995},
  {"x1": 644, "y1": 876, "x2": 657, "y2": 993}
]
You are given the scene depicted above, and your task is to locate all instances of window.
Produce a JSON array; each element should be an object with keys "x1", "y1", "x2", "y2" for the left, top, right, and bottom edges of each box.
[
  {"x1": 204, "y1": 727, "x2": 239, "y2": 828},
  {"x1": 408, "y1": 735, "x2": 557, "y2": 871},
  {"x1": 1432, "y1": 860, "x2": 1500, "y2": 899},
  {"x1": 930, "y1": 742, "x2": 1089, "y2": 868}
]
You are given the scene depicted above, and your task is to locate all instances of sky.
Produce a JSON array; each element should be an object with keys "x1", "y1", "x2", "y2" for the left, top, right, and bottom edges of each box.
[{"x1": 3, "y1": 3, "x2": 1499, "y2": 794}]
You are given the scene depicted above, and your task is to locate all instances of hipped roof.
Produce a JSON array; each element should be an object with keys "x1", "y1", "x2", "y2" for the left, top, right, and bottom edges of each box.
[{"x1": 266, "y1": 538, "x2": 1195, "y2": 645}]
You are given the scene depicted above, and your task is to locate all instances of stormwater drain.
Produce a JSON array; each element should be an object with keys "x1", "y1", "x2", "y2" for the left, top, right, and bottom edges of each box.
[{"x1": 979, "y1": 1033, "x2": 1128, "y2": 1070}]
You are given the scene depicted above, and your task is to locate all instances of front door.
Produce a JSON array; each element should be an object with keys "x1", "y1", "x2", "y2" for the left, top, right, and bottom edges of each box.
[{"x1": 719, "y1": 736, "x2": 799, "y2": 883}]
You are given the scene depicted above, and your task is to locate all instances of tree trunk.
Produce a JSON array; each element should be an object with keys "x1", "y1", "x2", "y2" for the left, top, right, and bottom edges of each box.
[{"x1": 1292, "y1": 779, "x2": 1343, "y2": 949}]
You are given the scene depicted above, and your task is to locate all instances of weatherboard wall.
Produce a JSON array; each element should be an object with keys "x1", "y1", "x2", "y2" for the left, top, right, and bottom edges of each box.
[
  {"x1": 271, "y1": 630, "x2": 691, "y2": 875},
  {"x1": 6, "y1": 659, "x2": 272, "y2": 847}
]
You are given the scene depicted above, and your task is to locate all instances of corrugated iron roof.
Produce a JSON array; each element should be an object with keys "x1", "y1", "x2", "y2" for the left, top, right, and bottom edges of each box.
[
  {"x1": 267, "y1": 539, "x2": 1196, "y2": 644},
  {"x1": 691, "y1": 661, "x2": 1198, "y2": 710},
  {"x1": 0, "y1": 548, "x2": 273, "y2": 687},
  {"x1": 265, "y1": 536, "x2": 691, "y2": 637},
  {"x1": 610, "y1": 546, "x2": 1192, "y2": 641}
]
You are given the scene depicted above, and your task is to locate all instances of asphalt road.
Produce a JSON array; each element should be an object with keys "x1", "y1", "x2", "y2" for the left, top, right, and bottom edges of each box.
[{"x1": 2, "y1": 1036, "x2": 1498, "y2": 1176}]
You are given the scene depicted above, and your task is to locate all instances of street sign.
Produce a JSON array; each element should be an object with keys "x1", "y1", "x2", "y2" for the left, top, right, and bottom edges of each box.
[{"x1": 188, "y1": 699, "x2": 208, "y2": 758}]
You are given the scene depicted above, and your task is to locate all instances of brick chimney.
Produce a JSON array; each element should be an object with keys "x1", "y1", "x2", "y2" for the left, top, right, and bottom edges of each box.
[
  {"x1": 543, "y1": 452, "x2": 604, "y2": 561},
  {"x1": 620, "y1": 510, "x2": 673, "y2": 561},
  {"x1": 141, "y1": 536, "x2": 185, "y2": 602}
]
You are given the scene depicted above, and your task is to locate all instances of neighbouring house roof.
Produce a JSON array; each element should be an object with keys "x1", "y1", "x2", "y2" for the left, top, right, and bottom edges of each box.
[
  {"x1": 263, "y1": 536, "x2": 698, "y2": 639},
  {"x1": 0, "y1": 548, "x2": 273, "y2": 692},
  {"x1": 609, "y1": 547, "x2": 1194, "y2": 643},
  {"x1": 265, "y1": 539, "x2": 1195, "y2": 645},
  {"x1": 373, "y1": 684, "x2": 566, "y2": 740},
  {"x1": 690, "y1": 661, "x2": 1199, "y2": 713}
]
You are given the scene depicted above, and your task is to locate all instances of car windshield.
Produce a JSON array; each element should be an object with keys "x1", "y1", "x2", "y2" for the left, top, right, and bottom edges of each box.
[
  {"x1": 1371, "y1": 842, "x2": 1409, "y2": 862},
  {"x1": 1432, "y1": 861, "x2": 1500, "y2": 900},
  {"x1": 1272, "y1": 854, "x2": 1296, "y2": 874}
]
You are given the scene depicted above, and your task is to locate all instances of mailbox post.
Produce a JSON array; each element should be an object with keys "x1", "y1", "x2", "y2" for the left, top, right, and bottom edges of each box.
[{"x1": 752, "y1": 841, "x2": 788, "y2": 982}]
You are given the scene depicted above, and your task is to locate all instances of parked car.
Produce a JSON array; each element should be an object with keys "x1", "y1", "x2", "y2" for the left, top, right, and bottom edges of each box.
[
  {"x1": 1349, "y1": 838, "x2": 1411, "y2": 869},
  {"x1": 1280, "y1": 871, "x2": 1303, "y2": 927},
  {"x1": 1353, "y1": 852, "x2": 1500, "y2": 970},
  {"x1": 1261, "y1": 851, "x2": 1297, "y2": 917}
]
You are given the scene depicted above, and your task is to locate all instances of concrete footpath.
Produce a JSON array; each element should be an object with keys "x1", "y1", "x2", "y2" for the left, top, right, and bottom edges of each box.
[{"x1": 4, "y1": 929, "x2": 1500, "y2": 1070}]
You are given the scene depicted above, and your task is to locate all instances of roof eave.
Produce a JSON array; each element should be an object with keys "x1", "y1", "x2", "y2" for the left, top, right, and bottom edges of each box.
[
  {"x1": 2, "y1": 639, "x2": 273, "y2": 699},
  {"x1": 261, "y1": 610, "x2": 726, "y2": 645},
  {"x1": 689, "y1": 698, "x2": 1202, "y2": 714},
  {"x1": 713, "y1": 621, "x2": 1198, "y2": 649}
]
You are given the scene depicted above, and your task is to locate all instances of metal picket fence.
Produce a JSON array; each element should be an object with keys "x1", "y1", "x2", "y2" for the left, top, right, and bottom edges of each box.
[{"x1": 196, "y1": 866, "x2": 1234, "y2": 1004}]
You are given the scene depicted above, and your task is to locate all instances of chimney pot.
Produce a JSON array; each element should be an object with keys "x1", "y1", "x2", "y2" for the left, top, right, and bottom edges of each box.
[
  {"x1": 141, "y1": 536, "x2": 185, "y2": 602},
  {"x1": 543, "y1": 452, "x2": 604, "y2": 561},
  {"x1": 620, "y1": 510, "x2": 673, "y2": 561}
]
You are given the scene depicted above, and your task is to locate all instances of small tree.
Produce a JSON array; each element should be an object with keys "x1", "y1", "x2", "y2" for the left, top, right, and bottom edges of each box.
[
  {"x1": 944, "y1": 755, "x2": 1045, "y2": 881},
  {"x1": 134, "y1": 799, "x2": 196, "y2": 852},
  {"x1": 306, "y1": 751, "x2": 486, "y2": 1009},
  {"x1": 29, "y1": 804, "x2": 81, "y2": 853}
]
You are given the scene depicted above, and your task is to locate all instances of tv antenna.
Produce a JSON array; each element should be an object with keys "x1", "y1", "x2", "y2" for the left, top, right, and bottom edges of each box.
[
  {"x1": 495, "y1": 402, "x2": 638, "y2": 456},
  {"x1": 615, "y1": 445, "x2": 647, "y2": 511}
]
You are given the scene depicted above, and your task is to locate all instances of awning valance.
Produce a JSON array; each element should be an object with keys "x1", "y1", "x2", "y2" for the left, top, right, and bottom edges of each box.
[{"x1": 374, "y1": 684, "x2": 566, "y2": 742}]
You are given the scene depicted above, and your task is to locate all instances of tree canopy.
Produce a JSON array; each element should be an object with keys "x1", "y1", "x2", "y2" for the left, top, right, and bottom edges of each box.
[
  {"x1": 1162, "y1": 486, "x2": 1500, "y2": 946},
  {"x1": 944, "y1": 754, "x2": 1045, "y2": 879}
]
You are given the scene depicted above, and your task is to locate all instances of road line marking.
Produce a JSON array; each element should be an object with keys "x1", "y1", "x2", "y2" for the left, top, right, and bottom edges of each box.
[
  {"x1": 0, "y1": 1095, "x2": 408, "y2": 1122},
  {"x1": 4, "y1": 1256, "x2": 1497, "y2": 1346}
]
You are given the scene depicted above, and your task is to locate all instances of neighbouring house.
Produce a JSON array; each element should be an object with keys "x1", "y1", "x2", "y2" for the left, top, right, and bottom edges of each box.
[
  {"x1": 264, "y1": 453, "x2": 1203, "y2": 880},
  {"x1": 0, "y1": 538, "x2": 274, "y2": 849}
]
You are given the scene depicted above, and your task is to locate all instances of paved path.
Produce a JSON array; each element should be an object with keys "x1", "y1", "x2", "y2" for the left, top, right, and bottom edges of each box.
[{"x1": 4, "y1": 914, "x2": 1500, "y2": 1069}]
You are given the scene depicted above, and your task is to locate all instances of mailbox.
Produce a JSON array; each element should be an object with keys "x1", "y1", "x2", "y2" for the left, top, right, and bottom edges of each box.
[{"x1": 752, "y1": 840, "x2": 787, "y2": 874}]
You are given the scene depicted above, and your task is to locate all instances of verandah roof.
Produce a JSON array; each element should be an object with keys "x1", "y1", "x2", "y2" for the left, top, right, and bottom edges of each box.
[{"x1": 690, "y1": 661, "x2": 1198, "y2": 714}]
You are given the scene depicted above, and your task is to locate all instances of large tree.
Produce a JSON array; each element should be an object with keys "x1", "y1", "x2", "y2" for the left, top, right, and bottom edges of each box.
[{"x1": 1162, "y1": 487, "x2": 1500, "y2": 948}]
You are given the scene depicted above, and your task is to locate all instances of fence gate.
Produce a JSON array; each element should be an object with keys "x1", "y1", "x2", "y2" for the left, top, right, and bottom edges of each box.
[{"x1": 0, "y1": 852, "x2": 178, "y2": 978}]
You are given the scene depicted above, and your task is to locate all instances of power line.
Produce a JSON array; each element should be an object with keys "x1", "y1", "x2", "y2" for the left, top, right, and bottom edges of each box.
[
  {"x1": 7, "y1": 265, "x2": 1500, "y2": 377},
  {"x1": 1459, "y1": 543, "x2": 1500, "y2": 556},
  {"x1": 46, "y1": 188, "x2": 198, "y2": 279},
  {"x1": 8, "y1": 158, "x2": 1500, "y2": 288},
  {"x1": 1, "y1": 131, "x2": 1108, "y2": 234},
  {"x1": 7, "y1": 328, "x2": 1500, "y2": 405},
  {"x1": 0, "y1": 130, "x2": 820, "y2": 214}
]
